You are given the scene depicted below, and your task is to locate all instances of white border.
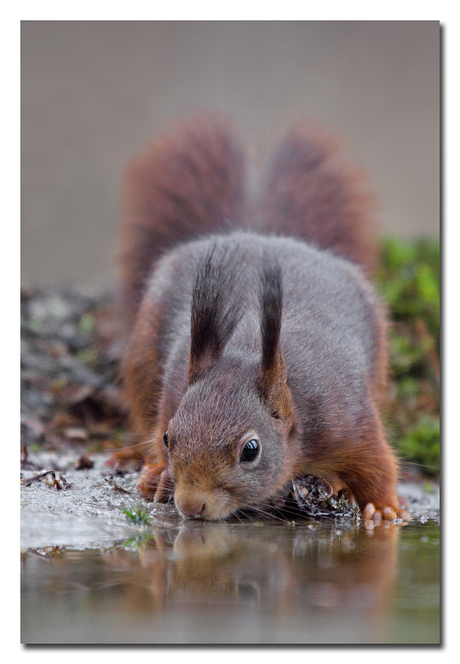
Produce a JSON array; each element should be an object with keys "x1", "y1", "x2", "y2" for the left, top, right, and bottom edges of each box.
[{"x1": 7, "y1": 5, "x2": 457, "y2": 660}]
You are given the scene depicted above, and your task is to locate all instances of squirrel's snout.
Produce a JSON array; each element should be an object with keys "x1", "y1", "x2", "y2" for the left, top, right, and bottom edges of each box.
[
  {"x1": 174, "y1": 486, "x2": 233, "y2": 520},
  {"x1": 176, "y1": 496, "x2": 206, "y2": 519}
]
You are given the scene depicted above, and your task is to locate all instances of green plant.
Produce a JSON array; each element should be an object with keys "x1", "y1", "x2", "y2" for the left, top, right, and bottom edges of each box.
[
  {"x1": 375, "y1": 237, "x2": 440, "y2": 476},
  {"x1": 121, "y1": 506, "x2": 154, "y2": 526}
]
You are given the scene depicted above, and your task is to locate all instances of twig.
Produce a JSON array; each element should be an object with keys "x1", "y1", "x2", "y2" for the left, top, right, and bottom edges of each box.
[{"x1": 22, "y1": 470, "x2": 56, "y2": 487}]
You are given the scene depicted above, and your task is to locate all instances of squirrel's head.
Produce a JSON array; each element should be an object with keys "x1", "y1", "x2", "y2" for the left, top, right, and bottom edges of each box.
[{"x1": 163, "y1": 245, "x2": 300, "y2": 520}]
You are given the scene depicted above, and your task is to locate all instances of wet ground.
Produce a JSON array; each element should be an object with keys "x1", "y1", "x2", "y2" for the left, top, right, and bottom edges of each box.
[{"x1": 20, "y1": 449, "x2": 440, "y2": 645}]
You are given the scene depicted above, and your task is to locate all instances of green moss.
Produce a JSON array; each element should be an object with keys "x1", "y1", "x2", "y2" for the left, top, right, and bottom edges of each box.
[
  {"x1": 75, "y1": 348, "x2": 98, "y2": 365},
  {"x1": 377, "y1": 239, "x2": 439, "y2": 327},
  {"x1": 398, "y1": 415, "x2": 440, "y2": 475},
  {"x1": 79, "y1": 312, "x2": 96, "y2": 335},
  {"x1": 375, "y1": 237, "x2": 440, "y2": 477}
]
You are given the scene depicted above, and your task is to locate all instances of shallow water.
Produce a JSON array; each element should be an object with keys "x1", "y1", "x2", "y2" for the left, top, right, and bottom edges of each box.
[
  {"x1": 21, "y1": 521, "x2": 440, "y2": 645},
  {"x1": 21, "y1": 461, "x2": 440, "y2": 645}
]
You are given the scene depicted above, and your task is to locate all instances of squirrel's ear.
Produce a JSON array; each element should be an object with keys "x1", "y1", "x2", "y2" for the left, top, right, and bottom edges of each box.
[
  {"x1": 259, "y1": 347, "x2": 291, "y2": 419},
  {"x1": 188, "y1": 245, "x2": 241, "y2": 385},
  {"x1": 257, "y1": 258, "x2": 289, "y2": 415}
]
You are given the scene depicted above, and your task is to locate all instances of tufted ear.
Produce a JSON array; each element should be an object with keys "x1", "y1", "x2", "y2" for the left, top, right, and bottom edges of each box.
[
  {"x1": 257, "y1": 257, "x2": 291, "y2": 417},
  {"x1": 188, "y1": 244, "x2": 242, "y2": 385}
]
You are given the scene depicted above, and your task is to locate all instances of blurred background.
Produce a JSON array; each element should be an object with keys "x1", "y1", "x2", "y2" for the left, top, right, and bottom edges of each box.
[{"x1": 21, "y1": 20, "x2": 439, "y2": 288}]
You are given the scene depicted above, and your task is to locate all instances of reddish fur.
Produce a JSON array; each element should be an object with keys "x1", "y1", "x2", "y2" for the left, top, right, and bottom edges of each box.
[
  {"x1": 297, "y1": 403, "x2": 398, "y2": 513},
  {"x1": 118, "y1": 115, "x2": 247, "y2": 335},
  {"x1": 115, "y1": 116, "x2": 403, "y2": 520},
  {"x1": 254, "y1": 122, "x2": 379, "y2": 276}
]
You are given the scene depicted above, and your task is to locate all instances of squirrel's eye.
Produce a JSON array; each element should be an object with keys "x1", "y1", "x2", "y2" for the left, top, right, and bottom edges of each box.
[
  {"x1": 240, "y1": 438, "x2": 260, "y2": 463},
  {"x1": 163, "y1": 431, "x2": 169, "y2": 448}
]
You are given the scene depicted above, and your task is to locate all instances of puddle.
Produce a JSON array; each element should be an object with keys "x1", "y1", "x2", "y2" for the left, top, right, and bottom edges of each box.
[
  {"x1": 21, "y1": 519, "x2": 440, "y2": 644},
  {"x1": 20, "y1": 451, "x2": 440, "y2": 644}
]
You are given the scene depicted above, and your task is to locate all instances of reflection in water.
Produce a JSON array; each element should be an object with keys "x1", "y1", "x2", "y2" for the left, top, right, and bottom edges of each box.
[{"x1": 21, "y1": 519, "x2": 439, "y2": 644}]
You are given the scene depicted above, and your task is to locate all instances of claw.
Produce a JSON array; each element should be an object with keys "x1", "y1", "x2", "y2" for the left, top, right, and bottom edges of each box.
[
  {"x1": 382, "y1": 507, "x2": 397, "y2": 521},
  {"x1": 136, "y1": 460, "x2": 169, "y2": 500},
  {"x1": 362, "y1": 503, "x2": 376, "y2": 520},
  {"x1": 361, "y1": 502, "x2": 410, "y2": 526},
  {"x1": 373, "y1": 510, "x2": 382, "y2": 526},
  {"x1": 154, "y1": 468, "x2": 174, "y2": 503}
]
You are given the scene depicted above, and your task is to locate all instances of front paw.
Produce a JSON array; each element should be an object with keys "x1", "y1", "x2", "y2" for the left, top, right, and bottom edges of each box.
[
  {"x1": 136, "y1": 460, "x2": 174, "y2": 502},
  {"x1": 106, "y1": 445, "x2": 146, "y2": 470},
  {"x1": 362, "y1": 502, "x2": 410, "y2": 525}
]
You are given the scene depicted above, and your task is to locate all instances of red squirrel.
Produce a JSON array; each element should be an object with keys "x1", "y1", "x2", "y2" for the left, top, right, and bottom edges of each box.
[{"x1": 115, "y1": 115, "x2": 408, "y2": 524}]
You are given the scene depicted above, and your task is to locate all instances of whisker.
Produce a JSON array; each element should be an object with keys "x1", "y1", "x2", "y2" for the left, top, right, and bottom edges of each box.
[
  {"x1": 234, "y1": 502, "x2": 291, "y2": 524},
  {"x1": 259, "y1": 506, "x2": 291, "y2": 523}
]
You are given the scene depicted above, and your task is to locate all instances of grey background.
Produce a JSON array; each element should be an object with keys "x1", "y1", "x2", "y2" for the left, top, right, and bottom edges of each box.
[{"x1": 21, "y1": 21, "x2": 439, "y2": 288}]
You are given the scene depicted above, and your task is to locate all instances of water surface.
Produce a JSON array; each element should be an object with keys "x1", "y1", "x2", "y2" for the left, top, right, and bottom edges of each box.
[{"x1": 21, "y1": 516, "x2": 439, "y2": 644}]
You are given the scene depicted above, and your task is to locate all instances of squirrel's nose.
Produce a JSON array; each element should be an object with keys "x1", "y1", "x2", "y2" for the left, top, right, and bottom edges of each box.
[{"x1": 176, "y1": 496, "x2": 205, "y2": 519}]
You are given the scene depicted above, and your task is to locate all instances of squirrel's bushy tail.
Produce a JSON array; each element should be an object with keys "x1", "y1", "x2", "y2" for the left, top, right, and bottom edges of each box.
[
  {"x1": 119, "y1": 117, "x2": 378, "y2": 333},
  {"x1": 118, "y1": 115, "x2": 247, "y2": 332},
  {"x1": 253, "y1": 123, "x2": 379, "y2": 275}
]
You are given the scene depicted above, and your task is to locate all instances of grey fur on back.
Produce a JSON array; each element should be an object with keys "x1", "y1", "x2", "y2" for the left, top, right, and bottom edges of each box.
[{"x1": 143, "y1": 230, "x2": 383, "y2": 438}]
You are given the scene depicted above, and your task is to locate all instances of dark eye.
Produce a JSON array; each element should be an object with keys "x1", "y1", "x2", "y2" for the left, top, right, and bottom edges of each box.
[
  {"x1": 240, "y1": 438, "x2": 260, "y2": 463},
  {"x1": 163, "y1": 431, "x2": 169, "y2": 449}
]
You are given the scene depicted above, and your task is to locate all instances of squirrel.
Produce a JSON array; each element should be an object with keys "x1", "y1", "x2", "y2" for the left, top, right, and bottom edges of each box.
[{"x1": 114, "y1": 115, "x2": 409, "y2": 524}]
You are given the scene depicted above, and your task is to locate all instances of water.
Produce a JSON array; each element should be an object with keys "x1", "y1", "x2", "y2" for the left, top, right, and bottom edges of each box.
[{"x1": 21, "y1": 516, "x2": 439, "y2": 644}]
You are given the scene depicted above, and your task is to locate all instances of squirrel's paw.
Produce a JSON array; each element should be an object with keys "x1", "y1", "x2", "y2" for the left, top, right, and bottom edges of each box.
[
  {"x1": 362, "y1": 502, "x2": 410, "y2": 526},
  {"x1": 105, "y1": 447, "x2": 144, "y2": 469},
  {"x1": 136, "y1": 461, "x2": 174, "y2": 503},
  {"x1": 105, "y1": 444, "x2": 148, "y2": 470}
]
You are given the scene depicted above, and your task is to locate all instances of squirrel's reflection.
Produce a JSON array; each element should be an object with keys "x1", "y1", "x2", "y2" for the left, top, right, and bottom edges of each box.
[{"x1": 104, "y1": 519, "x2": 399, "y2": 632}]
